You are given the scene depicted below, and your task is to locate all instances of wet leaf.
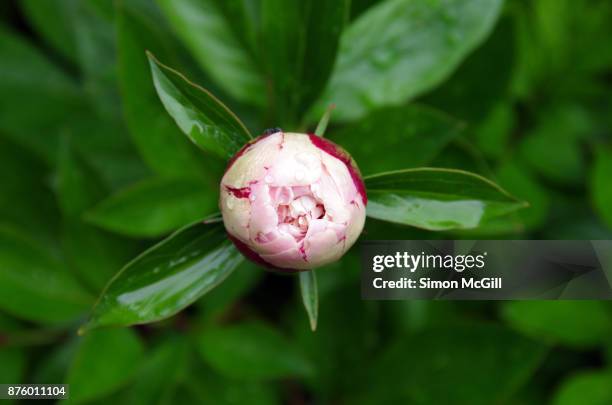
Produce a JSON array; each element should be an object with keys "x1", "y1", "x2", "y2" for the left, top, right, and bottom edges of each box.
[
  {"x1": 148, "y1": 53, "x2": 252, "y2": 159},
  {"x1": 83, "y1": 221, "x2": 243, "y2": 330},
  {"x1": 197, "y1": 260, "x2": 262, "y2": 322},
  {"x1": 365, "y1": 168, "x2": 526, "y2": 230},
  {"x1": 312, "y1": 0, "x2": 504, "y2": 121}
]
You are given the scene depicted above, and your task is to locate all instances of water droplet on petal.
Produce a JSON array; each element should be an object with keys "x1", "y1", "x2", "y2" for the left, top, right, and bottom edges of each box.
[
  {"x1": 226, "y1": 197, "x2": 235, "y2": 209},
  {"x1": 295, "y1": 170, "x2": 305, "y2": 181},
  {"x1": 249, "y1": 194, "x2": 257, "y2": 201},
  {"x1": 265, "y1": 175, "x2": 273, "y2": 183},
  {"x1": 296, "y1": 152, "x2": 319, "y2": 169}
]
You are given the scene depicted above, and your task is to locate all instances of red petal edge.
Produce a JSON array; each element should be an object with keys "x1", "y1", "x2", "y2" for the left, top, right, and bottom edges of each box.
[
  {"x1": 227, "y1": 233, "x2": 302, "y2": 273},
  {"x1": 308, "y1": 134, "x2": 367, "y2": 205}
]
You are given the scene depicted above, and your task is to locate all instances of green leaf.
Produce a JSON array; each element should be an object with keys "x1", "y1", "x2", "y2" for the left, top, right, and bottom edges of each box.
[
  {"x1": 0, "y1": 312, "x2": 24, "y2": 332},
  {"x1": 357, "y1": 324, "x2": 547, "y2": 404},
  {"x1": 314, "y1": 104, "x2": 335, "y2": 137},
  {"x1": 261, "y1": 0, "x2": 349, "y2": 123},
  {"x1": 182, "y1": 365, "x2": 281, "y2": 405},
  {"x1": 69, "y1": 0, "x2": 119, "y2": 118},
  {"x1": 117, "y1": 5, "x2": 216, "y2": 178},
  {"x1": 423, "y1": 15, "x2": 515, "y2": 122},
  {"x1": 350, "y1": 0, "x2": 383, "y2": 20},
  {"x1": 543, "y1": 216, "x2": 612, "y2": 240},
  {"x1": 57, "y1": 137, "x2": 139, "y2": 291},
  {"x1": 0, "y1": 25, "x2": 84, "y2": 162},
  {"x1": 57, "y1": 135, "x2": 108, "y2": 218},
  {"x1": 0, "y1": 347, "x2": 26, "y2": 384},
  {"x1": 20, "y1": 0, "x2": 77, "y2": 64},
  {"x1": 197, "y1": 320, "x2": 313, "y2": 380},
  {"x1": 0, "y1": 225, "x2": 92, "y2": 323},
  {"x1": 85, "y1": 177, "x2": 218, "y2": 238},
  {"x1": 148, "y1": 53, "x2": 252, "y2": 159},
  {"x1": 67, "y1": 110, "x2": 151, "y2": 189},
  {"x1": 197, "y1": 260, "x2": 262, "y2": 322},
  {"x1": 519, "y1": 104, "x2": 590, "y2": 185},
  {"x1": 290, "y1": 278, "x2": 378, "y2": 396},
  {"x1": 495, "y1": 160, "x2": 550, "y2": 230},
  {"x1": 429, "y1": 140, "x2": 489, "y2": 175},
  {"x1": 0, "y1": 137, "x2": 60, "y2": 245},
  {"x1": 157, "y1": 0, "x2": 265, "y2": 106},
  {"x1": 519, "y1": 132, "x2": 584, "y2": 185},
  {"x1": 67, "y1": 328, "x2": 144, "y2": 403},
  {"x1": 365, "y1": 168, "x2": 526, "y2": 230},
  {"x1": 62, "y1": 221, "x2": 138, "y2": 293},
  {"x1": 553, "y1": 370, "x2": 612, "y2": 405},
  {"x1": 592, "y1": 148, "x2": 612, "y2": 229},
  {"x1": 32, "y1": 339, "x2": 79, "y2": 384},
  {"x1": 299, "y1": 271, "x2": 318, "y2": 331},
  {"x1": 83, "y1": 221, "x2": 243, "y2": 330},
  {"x1": 501, "y1": 301, "x2": 612, "y2": 347},
  {"x1": 473, "y1": 101, "x2": 514, "y2": 159},
  {"x1": 128, "y1": 338, "x2": 189, "y2": 405},
  {"x1": 328, "y1": 105, "x2": 464, "y2": 175},
  {"x1": 311, "y1": 0, "x2": 504, "y2": 121},
  {"x1": 512, "y1": 0, "x2": 612, "y2": 98}
]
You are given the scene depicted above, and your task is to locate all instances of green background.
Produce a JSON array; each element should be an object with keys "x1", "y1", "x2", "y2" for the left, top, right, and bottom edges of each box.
[{"x1": 1, "y1": 0, "x2": 612, "y2": 403}]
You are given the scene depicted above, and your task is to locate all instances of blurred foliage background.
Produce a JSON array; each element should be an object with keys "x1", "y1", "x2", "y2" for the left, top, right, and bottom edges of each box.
[{"x1": 1, "y1": 0, "x2": 612, "y2": 404}]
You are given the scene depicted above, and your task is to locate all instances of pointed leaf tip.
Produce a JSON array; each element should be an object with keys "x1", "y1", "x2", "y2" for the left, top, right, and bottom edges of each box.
[
  {"x1": 147, "y1": 52, "x2": 252, "y2": 160},
  {"x1": 299, "y1": 270, "x2": 318, "y2": 332},
  {"x1": 314, "y1": 104, "x2": 336, "y2": 137}
]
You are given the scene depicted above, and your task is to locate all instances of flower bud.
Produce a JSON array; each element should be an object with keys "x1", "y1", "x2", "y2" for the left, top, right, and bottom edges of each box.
[{"x1": 220, "y1": 131, "x2": 367, "y2": 272}]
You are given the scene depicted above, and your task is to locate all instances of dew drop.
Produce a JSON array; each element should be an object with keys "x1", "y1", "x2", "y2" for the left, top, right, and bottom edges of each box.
[
  {"x1": 265, "y1": 175, "x2": 274, "y2": 183},
  {"x1": 192, "y1": 121, "x2": 204, "y2": 133},
  {"x1": 226, "y1": 197, "x2": 235, "y2": 210},
  {"x1": 295, "y1": 170, "x2": 305, "y2": 181},
  {"x1": 249, "y1": 194, "x2": 257, "y2": 201},
  {"x1": 296, "y1": 152, "x2": 319, "y2": 169}
]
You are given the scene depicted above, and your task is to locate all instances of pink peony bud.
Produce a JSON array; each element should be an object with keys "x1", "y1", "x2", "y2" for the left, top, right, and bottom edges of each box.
[{"x1": 219, "y1": 130, "x2": 367, "y2": 272}]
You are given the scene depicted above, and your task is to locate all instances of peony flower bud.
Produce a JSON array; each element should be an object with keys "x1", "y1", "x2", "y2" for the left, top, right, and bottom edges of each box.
[{"x1": 220, "y1": 130, "x2": 367, "y2": 272}]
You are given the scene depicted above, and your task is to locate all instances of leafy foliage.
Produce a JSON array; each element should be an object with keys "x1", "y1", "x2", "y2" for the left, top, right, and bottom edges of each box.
[
  {"x1": 0, "y1": 0, "x2": 611, "y2": 403},
  {"x1": 197, "y1": 321, "x2": 313, "y2": 380}
]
